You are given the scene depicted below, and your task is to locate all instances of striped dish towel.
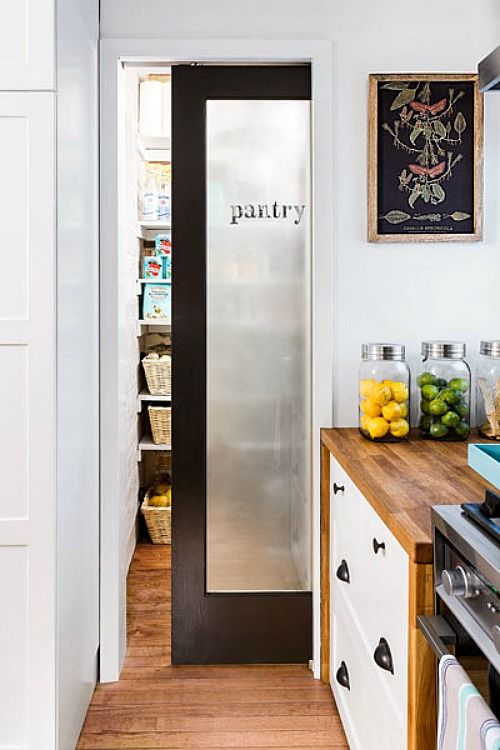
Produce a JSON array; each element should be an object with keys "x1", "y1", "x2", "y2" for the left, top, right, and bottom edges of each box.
[{"x1": 438, "y1": 654, "x2": 500, "y2": 750}]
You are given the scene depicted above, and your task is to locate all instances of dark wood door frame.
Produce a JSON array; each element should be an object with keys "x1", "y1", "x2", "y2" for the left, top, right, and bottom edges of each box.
[{"x1": 171, "y1": 64, "x2": 312, "y2": 665}]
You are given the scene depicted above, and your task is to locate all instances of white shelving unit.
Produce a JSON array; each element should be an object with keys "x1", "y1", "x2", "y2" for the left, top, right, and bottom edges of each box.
[
  {"x1": 137, "y1": 220, "x2": 171, "y2": 240},
  {"x1": 137, "y1": 389, "x2": 171, "y2": 411},
  {"x1": 138, "y1": 433, "x2": 172, "y2": 461},
  {"x1": 136, "y1": 278, "x2": 170, "y2": 294}
]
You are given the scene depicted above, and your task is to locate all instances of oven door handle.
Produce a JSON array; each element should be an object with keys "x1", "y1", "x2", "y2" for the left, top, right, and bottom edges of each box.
[{"x1": 417, "y1": 615, "x2": 458, "y2": 659}]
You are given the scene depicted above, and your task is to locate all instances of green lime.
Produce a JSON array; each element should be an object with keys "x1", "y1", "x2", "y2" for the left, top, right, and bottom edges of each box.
[
  {"x1": 435, "y1": 378, "x2": 448, "y2": 389},
  {"x1": 429, "y1": 399, "x2": 447, "y2": 416},
  {"x1": 419, "y1": 415, "x2": 431, "y2": 431},
  {"x1": 441, "y1": 410, "x2": 460, "y2": 428},
  {"x1": 449, "y1": 377, "x2": 469, "y2": 393},
  {"x1": 441, "y1": 388, "x2": 460, "y2": 405},
  {"x1": 417, "y1": 372, "x2": 437, "y2": 388},
  {"x1": 420, "y1": 399, "x2": 431, "y2": 415},
  {"x1": 454, "y1": 421, "x2": 470, "y2": 439},
  {"x1": 455, "y1": 399, "x2": 469, "y2": 418},
  {"x1": 422, "y1": 384, "x2": 439, "y2": 401},
  {"x1": 430, "y1": 422, "x2": 448, "y2": 439}
]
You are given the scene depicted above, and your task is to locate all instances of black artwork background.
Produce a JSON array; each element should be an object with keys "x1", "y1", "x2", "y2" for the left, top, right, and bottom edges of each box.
[{"x1": 376, "y1": 80, "x2": 475, "y2": 236}]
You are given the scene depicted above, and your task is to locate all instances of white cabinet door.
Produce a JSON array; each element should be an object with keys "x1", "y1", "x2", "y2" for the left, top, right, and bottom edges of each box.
[
  {"x1": 0, "y1": 0, "x2": 54, "y2": 89},
  {"x1": 0, "y1": 93, "x2": 56, "y2": 749}
]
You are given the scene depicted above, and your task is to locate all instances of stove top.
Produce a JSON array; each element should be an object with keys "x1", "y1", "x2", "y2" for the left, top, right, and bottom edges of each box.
[{"x1": 462, "y1": 502, "x2": 500, "y2": 545}]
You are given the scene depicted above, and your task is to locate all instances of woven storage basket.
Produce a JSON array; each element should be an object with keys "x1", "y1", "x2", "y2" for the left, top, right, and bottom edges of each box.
[
  {"x1": 141, "y1": 489, "x2": 171, "y2": 544},
  {"x1": 142, "y1": 354, "x2": 171, "y2": 396},
  {"x1": 148, "y1": 406, "x2": 172, "y2": 445}
]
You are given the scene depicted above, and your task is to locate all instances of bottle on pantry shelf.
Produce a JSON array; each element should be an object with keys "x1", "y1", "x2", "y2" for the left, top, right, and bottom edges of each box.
[
  {"x1": 143, "y1": 165, "x2": 159, "y2": 221},
  {"x1": 157, "y1": 167, "x2": 171, "y2": 222},
  {"x1": 417, "y1": 341, "x2": 470, "y2": 441},
  {"x1": 359, "y1": 343, "x2": 410, "y2": 442},
  {"x1": 476, "y1": 341, "x2": 500, "y2": 440}
]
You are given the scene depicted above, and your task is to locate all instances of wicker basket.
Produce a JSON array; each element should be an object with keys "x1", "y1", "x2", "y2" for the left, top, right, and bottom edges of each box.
[
  {"x1": 148, "y1": 406, "x2": 172, "y2": 445},
  {"x1": 141, "y1": 489, "x2": 171, "y2": 544},
  {"x1": 142, "y1": 354, "x2": 171, "y2": 396}
]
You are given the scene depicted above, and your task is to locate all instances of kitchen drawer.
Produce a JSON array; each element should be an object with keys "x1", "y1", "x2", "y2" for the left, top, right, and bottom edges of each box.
[
  {"x1": 331, "y1": 608, "x2": 406, "y2": 750},
  {"x1": 330, "y1": 459, "x2": 409, "y2": 711}
]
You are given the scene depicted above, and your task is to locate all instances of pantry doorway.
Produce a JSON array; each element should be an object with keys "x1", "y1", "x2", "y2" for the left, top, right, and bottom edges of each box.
[{"x1": 100, "y1": 39, "x2": 334, "y2": 682}]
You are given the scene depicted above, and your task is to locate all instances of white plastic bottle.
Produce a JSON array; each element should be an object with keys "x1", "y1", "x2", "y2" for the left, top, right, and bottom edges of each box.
[
  {"x1": 157, "y1": 175, "x2": 171, "y2": 223},
  {"x1": 143, "y1": 167, "x2": 159, "y2": 221}
]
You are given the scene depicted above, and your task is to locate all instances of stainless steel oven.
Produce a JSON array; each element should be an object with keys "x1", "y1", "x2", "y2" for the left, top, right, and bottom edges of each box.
[{"x1": 418, "y1": 504, "x2": 500, "y2": 716}]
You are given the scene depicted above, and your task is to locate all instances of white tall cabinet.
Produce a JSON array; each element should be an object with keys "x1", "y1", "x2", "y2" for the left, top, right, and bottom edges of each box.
[{"x1": 0, "y1": 2, "x2": 99, "y2": 749}]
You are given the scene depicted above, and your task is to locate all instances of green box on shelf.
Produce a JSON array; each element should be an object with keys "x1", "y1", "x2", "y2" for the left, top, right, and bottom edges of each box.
[{"x1": 468, "y1": 443, "x2": 500, "y2": 490}]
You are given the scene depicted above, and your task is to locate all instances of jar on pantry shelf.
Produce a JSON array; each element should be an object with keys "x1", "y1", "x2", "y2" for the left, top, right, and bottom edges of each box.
[
  {"x1": 359, "y1": 343, "x2": 410, "y2": 442},
  {"x1": 417, "y1": 341, "x2": 470, "y2": 441},
  {"x1": 476, "y1": 341, "x2": 500, "y2": 440}
]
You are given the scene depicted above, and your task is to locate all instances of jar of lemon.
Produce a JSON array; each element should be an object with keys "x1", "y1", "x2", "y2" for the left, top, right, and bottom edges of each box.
[
  {"x1": 417, "y1": 341, "x2": 470, "y2": 441},
  {"x1": 359, "y1": 343, "x2": 410, "y2": 442}
]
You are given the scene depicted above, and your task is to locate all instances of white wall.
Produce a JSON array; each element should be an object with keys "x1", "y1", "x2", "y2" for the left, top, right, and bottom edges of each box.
[
  {"x1": 56, "y1": 0, "x2": 100, "y2": 746},
  {"x1": 101, "y1": 0, "x2": 500, "y2": 425}
]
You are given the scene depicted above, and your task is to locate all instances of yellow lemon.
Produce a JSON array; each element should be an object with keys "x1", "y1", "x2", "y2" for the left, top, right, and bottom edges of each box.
[
  {"x1": 389, "y1": 418, "x2": 410, "y2": 438},
  {"x1": 359, "y1": 378, "x2": 377, "y2": 398},
  {"x1": 371, "y1": 383, "x2": 392, "y2": 406},
  {"x1": 360, "y1": 414, "x2": 371, "y2": 432},
  {"x1": 367, "y1": 417, "x2": 390, "y2": 439},
  {"x1": 360, "y1": 398, "x2": 382, "y2": 417},
  {"x1": 399, "y1": 402, "x2": 408, "y2": 418},
  {"x1": 391, "y1": 382, "x2": 409, "y2": 403},
  {"x1": 382, "y1": 400, "x2": 402, "y2": 422}
]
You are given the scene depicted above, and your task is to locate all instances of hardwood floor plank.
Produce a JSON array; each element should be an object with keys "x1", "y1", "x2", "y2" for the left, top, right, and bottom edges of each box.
[{"x1": 77, "y1": 542, "x2": 346, "y2": 749}]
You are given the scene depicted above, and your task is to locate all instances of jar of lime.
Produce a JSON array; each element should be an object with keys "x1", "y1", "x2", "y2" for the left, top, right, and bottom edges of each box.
[
  {"x1": 359, "y1": 343, "x2": 410, "y2": 442},
  {"x1": 418, "y1": 341, "x2": 470, "y2": 441}
]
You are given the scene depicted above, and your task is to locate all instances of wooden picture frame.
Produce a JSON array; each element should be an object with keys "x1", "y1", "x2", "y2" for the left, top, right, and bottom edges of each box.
[{"x1": 368, "y1": 74, "x2": 483, "y2": 242}]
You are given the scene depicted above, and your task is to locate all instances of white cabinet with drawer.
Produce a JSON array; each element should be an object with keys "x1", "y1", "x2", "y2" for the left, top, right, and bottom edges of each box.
[{"x1": 329, "y1": 455, "x2": 409, "y2": 749}]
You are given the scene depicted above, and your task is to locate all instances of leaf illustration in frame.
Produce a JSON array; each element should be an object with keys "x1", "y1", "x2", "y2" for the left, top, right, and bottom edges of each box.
[
  {"x1": 449, "y1": 211, "x2": 471, "y2": 221},
  {"x1": 380, "y1": 210, "x2": 411, "y2": 224},
  {"x1": 409, "y1": 184, "x2": 422, "y2": 208},
  {"x1": 390, "y1": 87, "x2": 417, "y2": 111},
  {"x1": 430, "y1": 183, "x2": 445, "y2": 204},
  {"x1": 454, "y1": 112, "x2": 466, "y2": 135},
  {"x1": 409, "y1": 122, "x2": 422, "y2": 145},
  {"x1": 381, "y1": 82, "x2": 408, "y2": 91},
  {"x1": 433, "y1": 120, "x2": 447, "y2": 138}
]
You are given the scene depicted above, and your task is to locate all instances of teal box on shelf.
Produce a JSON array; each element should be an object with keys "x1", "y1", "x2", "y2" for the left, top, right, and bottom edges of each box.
[
  {"x1": 142, "y1": 283, "x2": 172, "y2": 322},
  {"x1": 468, "y1": 443, "x2": 500, "y2": 490}
]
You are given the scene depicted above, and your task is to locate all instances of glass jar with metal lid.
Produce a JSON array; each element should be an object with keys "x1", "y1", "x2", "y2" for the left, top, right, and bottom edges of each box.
[
  {"x1": 476, "y1": 341, "x2": 500, "y2": 440},
  {"x1": 359, "y1": 343, "x2": 410, "y2": 442},
  {"x1": 417, "y1": 341, "x2": 470, "y2": 441}
]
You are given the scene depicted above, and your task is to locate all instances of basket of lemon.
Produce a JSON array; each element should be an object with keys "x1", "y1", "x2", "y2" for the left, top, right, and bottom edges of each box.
[{"x1": 141, "y1": 481, "x2": 172, "y2": 544}]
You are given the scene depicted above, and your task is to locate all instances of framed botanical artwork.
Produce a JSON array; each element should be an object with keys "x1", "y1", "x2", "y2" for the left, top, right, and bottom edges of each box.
[{"x1": 368, "y1": 74, "x2": 483, "y2": 242}]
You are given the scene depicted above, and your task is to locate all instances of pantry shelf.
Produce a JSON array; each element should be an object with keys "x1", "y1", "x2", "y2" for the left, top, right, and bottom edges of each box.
[
  {"x1": 138, "y1": 433, "x2": 172, "y2": 461},
  {"x1": 136, "y1": 278, "x2": 170, "y2": 294},
  {"x1": 137, "y1": 144, "x2": 171, "y2": 163},
  {"x1": 137, "y1": 390, "x2": 171, "y2": 411},
  {"x1": 137, "y1": 220, "x2": 171, "y2": 239},
  {"x1": 137, "y1": 320, "x2": 171, "y2": 336}
]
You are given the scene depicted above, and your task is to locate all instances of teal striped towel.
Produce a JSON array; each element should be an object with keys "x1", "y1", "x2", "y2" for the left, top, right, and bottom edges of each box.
[{"x1": 438, "y1": 654, "x2": 500, "y2": 749}]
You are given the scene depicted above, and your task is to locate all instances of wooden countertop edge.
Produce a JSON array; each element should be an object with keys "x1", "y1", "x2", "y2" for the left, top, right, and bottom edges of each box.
[{"x1": 322, "y1": 428, "x2": 440, "y2": 564}]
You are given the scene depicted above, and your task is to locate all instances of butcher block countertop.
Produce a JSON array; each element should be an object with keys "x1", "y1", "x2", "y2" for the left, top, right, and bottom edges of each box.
[{"x1": 321, "y1": 427, "x2": 494, "y2": 564}]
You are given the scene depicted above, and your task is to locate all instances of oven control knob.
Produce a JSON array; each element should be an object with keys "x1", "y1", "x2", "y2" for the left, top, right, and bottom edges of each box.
[{"x1": 442, "y1": 566, "x2": 484, "y2": 599}]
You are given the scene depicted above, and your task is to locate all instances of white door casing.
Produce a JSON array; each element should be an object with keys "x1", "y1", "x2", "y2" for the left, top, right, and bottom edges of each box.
[
  {"x1": 0, "y1": 93, "x2": 56, "y2": 749},
  {"x1": 0, "y1": 0, "x2": 54, "y2": 90},
  {"x1": 100, "y1": 39, "x2": 334, "y2": 681}
]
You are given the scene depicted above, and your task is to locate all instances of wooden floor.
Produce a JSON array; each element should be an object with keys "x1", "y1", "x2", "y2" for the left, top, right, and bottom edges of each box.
[{"x1": 78, "y1": 541, "x2": 347, "y2": 749}]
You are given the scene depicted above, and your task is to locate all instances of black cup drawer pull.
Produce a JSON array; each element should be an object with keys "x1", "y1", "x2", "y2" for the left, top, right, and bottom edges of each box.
[
  {"x1": 333, "y1": 483, "x2": 345, "y2": 495},
  {"x1": 372, "y1": 537, "x2": 386, "y2": 554},
  {"x1": 336, "y1": 559, "x2": 350, "y2": 584},
  {"x1": 336, "y1": 661, "x2": 350, "y2": 690},
  {"x1": 373, "y1": 637, "x2": 394, "y2": 674}
]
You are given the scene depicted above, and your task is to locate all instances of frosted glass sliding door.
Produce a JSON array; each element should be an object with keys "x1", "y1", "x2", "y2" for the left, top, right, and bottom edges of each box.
[{"x1": 206, "y1": 100, "x2": 311, "y2": 593}]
